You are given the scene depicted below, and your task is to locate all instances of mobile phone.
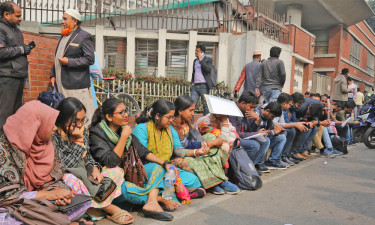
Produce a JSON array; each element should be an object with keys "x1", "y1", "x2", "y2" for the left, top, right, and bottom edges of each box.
[
  {"x1": 303, "y1": 123, "x2": 311, "y2": 129},
  {"x1": 28, "y1": 41, "x2": 36, "y2": 49}
]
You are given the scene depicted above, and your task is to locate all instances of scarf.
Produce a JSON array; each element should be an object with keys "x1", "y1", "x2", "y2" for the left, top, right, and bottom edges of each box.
[
  {"x1": 99, "y1": 120, "x2": 132, "y2": 149},
  {"x1": 147, "y1": 121, "x2": 173, "y2": 161},
  {"x1": 3, "y1": 101, "x2": 59, "y2": 191}
]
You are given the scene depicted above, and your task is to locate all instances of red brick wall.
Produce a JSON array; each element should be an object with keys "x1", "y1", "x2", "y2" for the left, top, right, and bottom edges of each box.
[
  {"x1": 22, "y1": 32, "x2": 59, "y2": 103},
  {"x1": 287, "y1": 25, "x2": 315, "y2": 60}
]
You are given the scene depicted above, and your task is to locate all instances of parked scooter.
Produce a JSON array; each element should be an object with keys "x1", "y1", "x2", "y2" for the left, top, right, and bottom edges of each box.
[{"x1": 353, "y1": 95, "x2": 375, "y2": 148}]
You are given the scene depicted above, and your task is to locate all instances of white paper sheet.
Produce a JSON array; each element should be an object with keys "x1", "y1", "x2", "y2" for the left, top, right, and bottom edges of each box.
[
  {"x1": 204, "y1": 94, "x2": 243, "y2": 117},
  {"x1": 341, "y1": 117, "x2": 352, "y2": 127},
  {"x1": 243, "y1": 133, "x2": 267, "y2": 142}
]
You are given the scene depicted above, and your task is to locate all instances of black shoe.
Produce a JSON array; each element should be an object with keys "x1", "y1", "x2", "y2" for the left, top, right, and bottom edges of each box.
[
  {"x1": 291, "y1": 153, "x2": 304, "y2": 161},
  {"x1": 288, "y1": 157, "x2": 300, "y2": 164},
  {"x1": 142, "y1": 209, "x2": 174, "y2": 221},
  {"x1": 281, "y1": 156, "x2": 295, "y2": 166}
]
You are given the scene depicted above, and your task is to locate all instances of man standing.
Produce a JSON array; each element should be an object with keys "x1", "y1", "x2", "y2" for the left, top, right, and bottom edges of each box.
[
  {"x1": 354, "y1": 87, "x2": 364, "y2": 116},
  {"x1": 255, "y1": 46, "x2": 286, "y2": 103},
  {"x1": 50, "y1": 9, "x2": 95, "y2": 124},
  {"x1": 233, "y1": 50, "x2": 262, "y2": 96},
  {"x1": 331, "y1": 68, "x2": 349, "y2": 104},
  {"x1": 347, "y1": 77, "x2": 357, "y2": 102},
  {"x1": 191, "y1": 43, "x2": 213, "y2": 115},
  {"x1": 0, "y1": 1, "x2": 33, "y2": 135}
]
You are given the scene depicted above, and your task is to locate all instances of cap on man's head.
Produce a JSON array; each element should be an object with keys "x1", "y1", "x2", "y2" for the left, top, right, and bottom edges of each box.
[
  {"x1": 253, "y1": 50, "x2": 261, "y2": 56},
  {"x1": 65, "y1": 8, "x2": 81, "y2": 21}
]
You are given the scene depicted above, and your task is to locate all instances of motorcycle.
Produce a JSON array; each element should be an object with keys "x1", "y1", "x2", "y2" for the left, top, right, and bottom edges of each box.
[{"x1": 353, "y1": 95, "x2": 375, "y2": 148}]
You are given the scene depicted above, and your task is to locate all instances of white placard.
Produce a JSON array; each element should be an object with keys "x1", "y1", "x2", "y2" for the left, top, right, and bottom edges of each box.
[
  {"x1": 204, "y1": 94, "x2": 243, "y2": 117},
  {"x1": 341, "y1": 117, "x2": 352, "y2": 127},
  {"x1": 243, "y1": 133, "x2": 267, "y2": 142}
]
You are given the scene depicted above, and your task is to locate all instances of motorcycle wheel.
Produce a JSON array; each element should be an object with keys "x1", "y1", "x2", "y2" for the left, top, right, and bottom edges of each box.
[
  {"x1": 353, "y1": 127, "x2": 365, "y2": 143},
  {"x1": 364, "y1": 127, "x2": 375, "y2": 149}
]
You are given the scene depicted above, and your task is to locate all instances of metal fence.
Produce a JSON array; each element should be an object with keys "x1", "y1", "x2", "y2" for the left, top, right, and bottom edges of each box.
[
  {"x1": 93, "y1": 78, "x2": 228, "y2": 113},
  {"x1": 6, "y1": 0, "x2": 289, "y2": 43}
]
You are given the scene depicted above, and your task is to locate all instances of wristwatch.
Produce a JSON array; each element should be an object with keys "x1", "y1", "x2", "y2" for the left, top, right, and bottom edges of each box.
[{"x1": 162, "y1": 161, "x2": 172, "y2": 169}]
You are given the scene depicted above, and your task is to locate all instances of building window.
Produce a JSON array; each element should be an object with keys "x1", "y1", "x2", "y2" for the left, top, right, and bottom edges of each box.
[
  {"x1": 367, "y1": 52, "x2": 374, "y2": 76},
  {"x1": 314, "y1": 41, "x2": 328, "y2": 54},
  {"x1": 104, "y1": 37, "x2": 126, "y2": 70},
  {"x1": 135, "y1": 39, "x2": 158, "y2": 76},
  {"x1": 350, "y1": 37, "x2": 361, "y2": 66},
  {"x1": 166, "y1": 40, "x2": 188, "y2": 79}
]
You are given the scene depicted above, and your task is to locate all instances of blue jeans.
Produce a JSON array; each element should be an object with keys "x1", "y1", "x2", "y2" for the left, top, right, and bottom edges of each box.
[
  {"x1": 240, "y1": 137, "x2": 270, "y2": 165},
  {"x1": 268, "y1": 134, "x2": 287, "y2": 163},
  {"x1": 282, "y1": 128, "x2": 296, "y2": 157},
  {"x1": 346, "y1": 126, "x2": 353, "y2": 142},
  {"x1": 296, "y1": 126, "x2": 318, "y2": 153},
  {"x1": 322, "y1": 126, "x2": 333, "y2": 149},
  {"x1": 262, "y1": 89, "x2": 281, "y2": 103},
  {"x1": 191, "y1": 84, "x2": 209, "y2": 115}
]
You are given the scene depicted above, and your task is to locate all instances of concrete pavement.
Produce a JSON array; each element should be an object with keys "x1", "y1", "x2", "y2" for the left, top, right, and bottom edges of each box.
[{"x1": 97, "y1": 144, "x2": 375, "y2": 225}]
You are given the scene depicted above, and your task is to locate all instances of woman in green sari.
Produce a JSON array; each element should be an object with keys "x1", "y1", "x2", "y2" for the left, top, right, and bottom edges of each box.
[
  {"x1": 89, "y1": 98, "x2": 181, "y2": 221},
  {"x1": 171, "y1": 96, "x2": 240, "y2": 195}
]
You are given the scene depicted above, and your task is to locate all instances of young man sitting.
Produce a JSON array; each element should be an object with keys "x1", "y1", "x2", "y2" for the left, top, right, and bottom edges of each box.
[
  {"x1": 228, "y1": 91, "x2": 271, "y2": 174},
  {"x1": 256, "y1": 102, "x2": 288, "y2": 170},
  {"x1": 274, "y1": 93, "x2": 309, "y2": 165},
  {"x1": 333, "y1": 101, "x2": 359, "y2": 144}
]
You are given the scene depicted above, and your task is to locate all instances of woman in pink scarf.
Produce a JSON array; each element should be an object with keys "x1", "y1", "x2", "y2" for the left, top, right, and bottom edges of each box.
[{"x1": 0, "y1": 101, "x2": 92, "y2": 225}]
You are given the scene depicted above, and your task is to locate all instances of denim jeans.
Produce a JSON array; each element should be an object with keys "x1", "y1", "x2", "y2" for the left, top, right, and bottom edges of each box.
[
  {"x1": 268, "y1": 134, "x2": 287, "y2": 163},
  {"x1": 240, "y1": 137, "x2": 270, "y2": 165},
  {"x1": 262, "y1": 89, "x2": 281, "y2": 103},
  {"x1": 282, "y1": 128, "x2": 296, "y2": 157},
  {"x1": 191, "y1": 83, "x2": 210, "y2": 115},
  {"x1": 322, "y1": 126, "x2": 333, "y2": 149},
  {"x1": 296, "y1": 126, "x2": 318, "y2": 153},
  {"x1": 346, "y1": 126, "x2": 353, "y2": 143}
]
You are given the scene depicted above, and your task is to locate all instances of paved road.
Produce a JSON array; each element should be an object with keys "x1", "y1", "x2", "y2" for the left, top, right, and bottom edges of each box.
[{"x1": 97, "y1": 144, "x2": 375, "y2": 225}]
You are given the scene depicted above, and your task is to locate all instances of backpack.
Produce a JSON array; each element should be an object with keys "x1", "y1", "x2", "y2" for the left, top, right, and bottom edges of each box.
[
  {"x1": 229, "y1": 139, "x2": 262, "y2": 190},
  {"x1": 330, "y1": 135, "x2": 348, "y2": 154},
  {"x1": 38, "y1": 86, "x2": 65, "y2": 109}
]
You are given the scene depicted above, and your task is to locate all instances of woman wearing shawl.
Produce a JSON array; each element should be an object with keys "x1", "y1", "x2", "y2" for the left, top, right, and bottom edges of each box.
[
  {"x1": 52, "y1": 97, "x2": 131, "y2": 224},
  {"x1": 171, "y1": 96, "x2": 240, "y2": 195},
  {"x1": 90, "y1": 98, "x2": 204, "y2": 221},
  {"x1": 0, "y1": 101, "x2": 92, "y2": 225}
]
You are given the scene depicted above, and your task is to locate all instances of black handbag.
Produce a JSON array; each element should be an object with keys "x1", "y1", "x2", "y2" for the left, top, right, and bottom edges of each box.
[{"x1": 38, "y1": 86, "x2": 65, "y2": 109}]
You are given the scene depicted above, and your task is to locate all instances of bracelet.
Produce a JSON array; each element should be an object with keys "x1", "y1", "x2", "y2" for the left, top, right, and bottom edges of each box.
[
  {"x1": 193, "y1": 149, "x2": 198, "y2": 157},
  {"x1": 75, "y1": 140, "x2": 84, "y2": 143},
  {"x1": 203, "y1": 142, "x2": 208, "y2": 148}
]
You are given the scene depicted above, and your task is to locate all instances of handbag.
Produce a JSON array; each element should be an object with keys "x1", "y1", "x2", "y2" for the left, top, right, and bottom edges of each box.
[
  {"x1": 122, "y1": 146, "x2": 148, "y2": 188},
  {"x1": 38, "y1": 86, "x2": 65, "y2": 109},
  {"x1": 0, "y1": 198, "x2": 70, "y2": 225}
]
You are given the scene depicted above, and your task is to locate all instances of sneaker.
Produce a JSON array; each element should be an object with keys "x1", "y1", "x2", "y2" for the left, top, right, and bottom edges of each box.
[
  {"x1": 288, "y1": 157, "x2": 300, "y2": 164},
  {"x1": 301, "y1": 152, "x2": 314, "y2": 158},
  {"x1": 330, "y1": 148, "x2": 343, "y2": 156},
  {"x1": 265, "y1": 161, "x2": 287, "y2": 170},
  {"x1": 189, "y1": 188, "x2": 206, "y2": 199},
  {"x1": 256, "y1": 163, "x2": 270, "y2": 173},
  {"x1": 321, "y1": 149, "x2": 335, "y2": 158},
  {"x1": 211, "y1": 185, "x2": 225, "y2": 195},
  {"x1": 279, "y1": 160, "x2": 290, "y2": 168},
  {"x1": 348, "y1": 141, "x2": 358, "y2": 146},
  {"x1": 256, "y1": 168, "x2": 263, "y2": 176},
  {"x1": 282, "y1": 156, "x2": 295, "y2": 166},
  {"x1": 291, "y1": 153, "x2": 304, "y2": 161},
  {"x1": 295, "y1": 153, "x2": 307, "y2": 160},
  {"x1": 219, "y1": 181, "x2": 241, "y2": 195}
]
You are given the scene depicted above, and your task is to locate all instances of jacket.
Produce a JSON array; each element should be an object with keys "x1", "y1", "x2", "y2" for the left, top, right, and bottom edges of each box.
[
  {"x1": 50, "y1": 27, "x2": 94, "y2": 90},
  {"x1": 255, "y1": 57, "x2": 286, "y2": 91},
  {"x1": 296, "y1": 98, "x2": 324, "y2": 121},
  {"x1": 191, "y1": 56, "x2": 214, "y2": 89},
  {"x1": 0, "y1": 19, "x2": 28, "y2": 78},
  {"x1": 228, "y1": 115, "x2": 258, "y2": 139},
  {"x1": 234, "y1": 60, "x2": 261, "y2": 92},
  {"x1": 331, "y1": 74, "x2": 348, "y2": 101},
  {"x1": 89, "y1": 124, "x2": 151, "y2": 168}
]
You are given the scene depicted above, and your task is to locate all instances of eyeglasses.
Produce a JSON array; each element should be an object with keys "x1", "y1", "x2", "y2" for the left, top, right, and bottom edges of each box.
[
  {"x1": 72, "y1": 117, "x2": 88, "y2": 126},
  {"x1": 113, "y1": 109, "x2": 128, "y2": 117},
  {"x1": 163, "y1": 115, "x2": 175, "y2": 121}
]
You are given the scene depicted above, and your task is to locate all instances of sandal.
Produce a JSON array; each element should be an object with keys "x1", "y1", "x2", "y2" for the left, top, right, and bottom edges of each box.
[{"x1": 106, "y1": 210, "x2": 134, "y2": 224}]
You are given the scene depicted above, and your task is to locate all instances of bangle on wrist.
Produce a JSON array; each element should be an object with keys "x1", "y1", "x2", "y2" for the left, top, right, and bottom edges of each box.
[
  {"x1": 203, "y1": 142, "x2": 208, "y2": 148},
  {"x1": 75, "y1": 140, "x2": 83, "y2": 143},
  {"x1": 193, "y1": 149, "x2": 198, "y2": 157}
]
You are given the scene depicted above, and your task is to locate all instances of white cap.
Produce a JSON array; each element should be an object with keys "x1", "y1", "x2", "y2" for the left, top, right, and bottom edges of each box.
[
  {"x1": 65, "y1": 8, "x2": 81, "y2": 21},
  {"x1": 253, "y1": 50, "x2": 262, "y2": 55}
]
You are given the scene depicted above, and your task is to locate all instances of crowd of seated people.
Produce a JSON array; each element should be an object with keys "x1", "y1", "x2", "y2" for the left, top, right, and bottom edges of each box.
[{"x1": 0, "y1": 90, "x2": 356, "y2": 224}]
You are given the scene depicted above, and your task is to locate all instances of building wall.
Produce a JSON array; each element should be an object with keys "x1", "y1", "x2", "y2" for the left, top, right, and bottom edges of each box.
[
  {"x1": 313, "y1": 22, "x2": 375, "y2": 94},
  {"x1": 22, "y1": 32, "x2": 58, "y2": 103}
]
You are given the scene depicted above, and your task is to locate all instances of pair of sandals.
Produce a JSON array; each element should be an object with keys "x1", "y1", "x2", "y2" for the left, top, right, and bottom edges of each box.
[{"x1": 106, "y1": 210, "x2": 134, "y2": 224}]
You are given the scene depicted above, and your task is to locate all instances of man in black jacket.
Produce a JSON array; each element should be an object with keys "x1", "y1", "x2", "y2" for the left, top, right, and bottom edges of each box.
[
  {"x1": 191, "y1": 43, "x2": 213, "y2": 115},
  {"x1": 50, "y1": 8, "x2": 95, "y2": 125},
  {"x1": 0, "y1": 2, "x2": 33, "y2": 135}
]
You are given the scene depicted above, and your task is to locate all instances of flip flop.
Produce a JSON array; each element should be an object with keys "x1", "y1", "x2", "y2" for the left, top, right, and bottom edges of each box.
[{"x1": 106, "y1": 210, "x2": 134, "y2": 224}]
